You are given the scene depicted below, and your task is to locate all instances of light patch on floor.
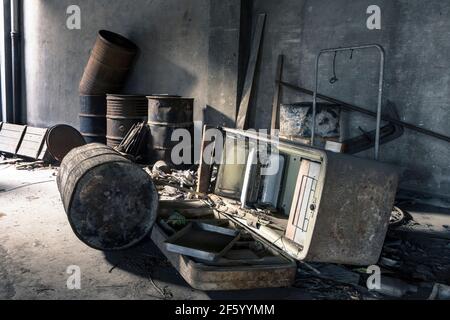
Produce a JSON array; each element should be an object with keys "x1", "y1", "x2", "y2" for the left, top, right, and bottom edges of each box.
[{"x1": 0, "y1": 166, "x2": 209, "y2": 300}]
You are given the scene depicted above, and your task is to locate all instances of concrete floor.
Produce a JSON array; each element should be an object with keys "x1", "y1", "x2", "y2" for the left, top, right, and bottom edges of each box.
[{"x1": 0, "y1": 165, "x2": 315, "y2": 300}]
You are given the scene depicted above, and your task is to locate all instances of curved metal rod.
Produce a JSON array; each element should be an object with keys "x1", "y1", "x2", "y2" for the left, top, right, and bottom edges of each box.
[{"x1": 312, "y1": 44, "x2": 385, "y2": 160}]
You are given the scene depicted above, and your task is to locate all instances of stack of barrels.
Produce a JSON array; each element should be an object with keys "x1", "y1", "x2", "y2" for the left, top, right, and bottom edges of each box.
[
  {"x1": 77, "y1": 31, "x2": 195, "y2": 167},
  {"x1": 79, "y1": 30, "x2": 139, "y2": 144},
  {"x1": 106, "y1": 95, "x2": 148, "y2": 148},
  {"x1": 146, "y1": 96, "x2": 194, "y2": 166},
  {"x1": 79, "y1": 95, "x2": 107, "y2": 144}
]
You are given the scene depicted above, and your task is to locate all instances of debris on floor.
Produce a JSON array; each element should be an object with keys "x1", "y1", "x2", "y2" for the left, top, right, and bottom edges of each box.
[
  {"x1": 115, "y1": 122, "x2": 148, "y2": 162},
  {"x1": 2, "y1": 121, "x2": 450, "y2": 300},
  {"x1": 146, "y1": 162, "x2": 199, "y2": 200}
]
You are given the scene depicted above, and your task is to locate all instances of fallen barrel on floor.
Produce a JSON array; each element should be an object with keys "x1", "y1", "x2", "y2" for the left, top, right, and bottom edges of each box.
[{"x1": 57, "y1": 144, "x2": 159, "y2": 251}]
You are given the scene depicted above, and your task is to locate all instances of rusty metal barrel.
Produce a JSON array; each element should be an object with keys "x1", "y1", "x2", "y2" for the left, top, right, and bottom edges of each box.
[
  {"x1": 106, "y1": 94, "x2": 148, "y2": 147},
  {"x1": 146, "y1": 96, "x2": 194, "y2": 165},
  {"x1": 79, "y1": 95, "x2": 107, "y2": 144},
  {"x1": 79, "y1": 30, "x2": 139, "y2": 95},
  {"x1": 57, "y1": 144, "x2": 159, "y2": 251}
]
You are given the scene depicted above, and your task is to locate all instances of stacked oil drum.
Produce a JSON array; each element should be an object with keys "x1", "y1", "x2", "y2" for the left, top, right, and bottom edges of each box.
[
  {"x1": 79, "y1": 30, "x2": 139, "y2": 144},
  {"x1": 146, "y1": 96, "x2": 194, "y2": 167},
  {"x1": 79, "y1": 95, "x2": 107, "y2": 144},
  {"x1": 106, "y1": 95, "x2": 148, "y2": 148}
]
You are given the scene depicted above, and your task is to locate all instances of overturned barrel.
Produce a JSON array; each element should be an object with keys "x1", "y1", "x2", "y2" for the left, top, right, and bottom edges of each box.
[
  {"x1": 57, "y1": 144, "x2": 159, "y2": 251},
  {"x1": 79, "y1": 30, "x2": 139, "y2": 95},
  {"x1": 146, "y1": 96, "x2": 194, "y2": 166},
  {"x1": 79, "y1": 95, "x2": 107, "y2": 144},
  {"x1": 106, "y1": 94, "x2": 148, "y2": 147}
]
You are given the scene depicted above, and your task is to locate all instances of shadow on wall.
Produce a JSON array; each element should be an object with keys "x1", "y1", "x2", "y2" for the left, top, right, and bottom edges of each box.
[
  {"x1": 121, "y1": 30, "x2": 205, "y2": 128},
  {"x1": 76, "y1": 28, "x2": 200, "y2": 98},
  {"x1": 203, "y1": 105, "x2": 235, "y2": 128},
  {"x1": 23, "y1": 0, "x2": 210, "y2": 128},
  {"x1": 124, "y1": 50, "x2": 199, "y2": 98}
]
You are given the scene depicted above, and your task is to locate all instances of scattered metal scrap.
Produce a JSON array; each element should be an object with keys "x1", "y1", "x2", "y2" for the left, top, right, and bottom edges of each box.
[
  {"x1": 295, "y1": 265, "x2": 369, "y2": 300},
  {"x1": 147, "y1": 161, "x2": 199, "y2": 200},
  {"x1": 165, "y1": 222, "x2": 241, "y2": 262},
  {"x1": 381, "y1": 230, "x2": 450, "y2": 285},
  {"x1": 342, "y1": 101, "x2": 404, "y2": 154},
  {"x1": 15, "y1": 161, "x2": 48, "y2": 171},
  {"x1": 115, "y1": 122, "x2": 148, "y2": 161}
]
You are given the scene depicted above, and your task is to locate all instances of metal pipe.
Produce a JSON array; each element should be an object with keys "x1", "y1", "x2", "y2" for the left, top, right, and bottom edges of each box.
[
  {"x1": 312, "y1": 52, "x2": 319, "y2": 147},
  {"x1": 312, "y1": 44, "x2": 385, "y2": 160},
  {"x1": 1, "y1": 0, "x2": 13, "y2": 122},
  {"x1": 10, "y1": 0, "x2": 21, "y2": 124},
  {"x1": 277, "y1": 80, "x2": 450, "y2": 144}
]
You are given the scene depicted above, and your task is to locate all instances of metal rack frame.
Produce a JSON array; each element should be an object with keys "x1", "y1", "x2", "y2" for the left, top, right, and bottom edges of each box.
[{"x1": 312, "y1": 44, "x2": 385, "y2": 160}]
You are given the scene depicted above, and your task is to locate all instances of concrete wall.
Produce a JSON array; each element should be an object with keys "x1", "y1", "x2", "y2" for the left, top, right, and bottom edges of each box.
[
  {"x1": 22, "y1": 0, "x2": 212, "y2": 129},
  {"x1": 250, "y1": 0, "x2": 450, "y2": 200},
  {"x1": 20, "y1": 0, "x2": 450, "y2": 200}
]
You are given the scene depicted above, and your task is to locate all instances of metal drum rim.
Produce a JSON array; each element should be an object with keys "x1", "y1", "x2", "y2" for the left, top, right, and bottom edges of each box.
[
  {"x1": 147, "y1": 121, "x2": 193, "y2": 128},
  {"x1": 107, "y1": 94, "x2": 147, "y2": 99},
  {"x1": 147, "y1": 96, "x2": 194, "y2": 101},
  {"x1": 79, "y1": 113, "x2": 106, "y2": 118},
  {"x1": 98, "y1": 30, "x2": 139, "y2": 54}
]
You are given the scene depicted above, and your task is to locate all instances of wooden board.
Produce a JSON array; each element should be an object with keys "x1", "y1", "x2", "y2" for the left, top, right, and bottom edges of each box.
[
  {"x1": 236, "y1": 13, "x2": 267, "y2": 130},
  {"x1": 0, "y1": 123, "x2": 27, "y2": 155},
  {"x1": 17, "y1": 127, "x2": 48, "y2": 159},
  {"x1": 37, "y1": 141, "x2": 49, "y2": 161},
  {"x1": 197, "y1": 125, "x2": 218, "y2": 194},
  {"x1": 271, "y1": 55, "x2": 284, "y2": 134}
]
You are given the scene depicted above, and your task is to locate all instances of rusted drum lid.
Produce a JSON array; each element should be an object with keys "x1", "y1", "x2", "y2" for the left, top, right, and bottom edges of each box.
[
  {"x1": 47, "y1": 125, "x2": 86, "y2": 162},
  {"x1": 69, "y1": 161, "x2": 158, "y2": 251}
]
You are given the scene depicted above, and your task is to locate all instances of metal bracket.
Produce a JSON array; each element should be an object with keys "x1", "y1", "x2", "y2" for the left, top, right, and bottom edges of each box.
[{"x1": 312, "y1": 44, "x2": 385, "y2": 160}]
